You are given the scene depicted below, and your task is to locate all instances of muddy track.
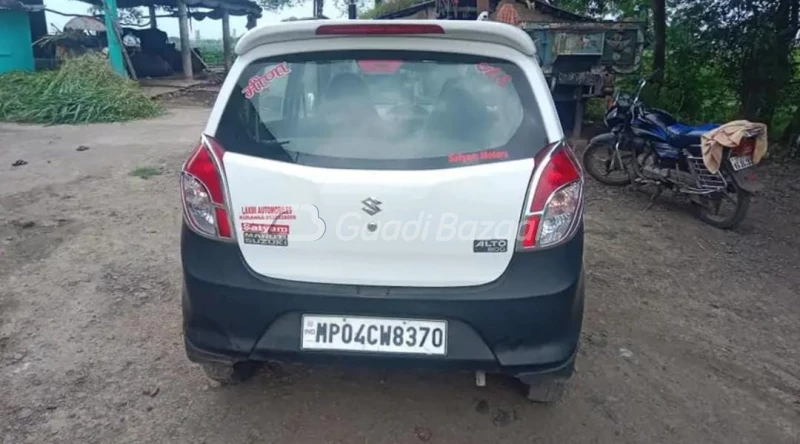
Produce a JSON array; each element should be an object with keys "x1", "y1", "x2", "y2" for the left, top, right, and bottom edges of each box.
[{"x1": 1, "y1": 110, "x2": 798, "y2": 443}]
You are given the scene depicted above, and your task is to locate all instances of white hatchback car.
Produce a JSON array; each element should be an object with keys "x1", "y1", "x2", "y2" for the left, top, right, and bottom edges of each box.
[{"x1": 180, "y1": 20, "x2": 585, "y2": 402}]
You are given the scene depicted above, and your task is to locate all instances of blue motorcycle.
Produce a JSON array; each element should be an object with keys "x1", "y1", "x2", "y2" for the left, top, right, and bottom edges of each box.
[{"x1": 582, "y1": 74, "x2": 762, "y2": 229}]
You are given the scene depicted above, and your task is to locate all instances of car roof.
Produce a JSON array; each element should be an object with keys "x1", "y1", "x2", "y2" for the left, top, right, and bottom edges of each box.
[{"x1": 234, "y1": 19, "x2": 537, "y2": 57}]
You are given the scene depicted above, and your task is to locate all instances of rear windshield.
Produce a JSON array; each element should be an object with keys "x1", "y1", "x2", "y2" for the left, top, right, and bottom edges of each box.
[{"x1": 216, "y1": 50, "x2": 547, "y2": 170}]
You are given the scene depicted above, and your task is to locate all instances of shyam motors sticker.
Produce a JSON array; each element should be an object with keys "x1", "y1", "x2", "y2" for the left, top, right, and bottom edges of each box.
[
  {"x1": 241, "y1": 222, "x2": 290, "y2": 235},
  {"x1": 242, "y1": 62, "x2": 291, "y2": 99}
]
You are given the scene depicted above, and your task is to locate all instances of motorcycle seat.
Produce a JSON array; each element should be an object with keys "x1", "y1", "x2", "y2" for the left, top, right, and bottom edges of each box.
[{"x1": 666, "y1": 123, "x2": 719, "y2": 147}]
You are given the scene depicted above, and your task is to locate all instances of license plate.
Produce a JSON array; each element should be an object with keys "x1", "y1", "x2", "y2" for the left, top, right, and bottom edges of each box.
[
  {"x1": 301, "y1": 315, "x2": 447, "y2": 356},
  {"x1": 730, "y1": 155, "x2": 754, "y2": 171}
]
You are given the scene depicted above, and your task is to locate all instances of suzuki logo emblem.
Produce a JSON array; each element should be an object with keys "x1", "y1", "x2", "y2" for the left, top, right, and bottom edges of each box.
[{"x1": 361, "y1": 197, "x2": 382, "y2": 215}]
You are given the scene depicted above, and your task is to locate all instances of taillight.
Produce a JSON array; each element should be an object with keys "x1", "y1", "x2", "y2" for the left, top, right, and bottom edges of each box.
[
  {"x1": 517, "y1": 142, "x2": 583, "y2": 250},
  {"x1": 733, "y1": 138, "x2": 755, "y2": 156},
  {"x1": 316, "y1": 24, "x2": 445, "y2": 35},
  {"x1": 181, "y1": 135, "x2": 233, "y2": 240}
]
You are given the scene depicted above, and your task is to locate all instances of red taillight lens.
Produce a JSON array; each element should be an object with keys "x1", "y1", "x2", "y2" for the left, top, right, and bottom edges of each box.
[
  {"x1": 733, "y1": 138, "x2": 755, "y2": 157},
  {"x1": 185, "y1": 144, "x2": 225, "y2": 204},
  {"x1": 316, "y1": 24, "x2": 445, "y2": 35},
  {"x1": 181, "y1": 136, "x2": 233, "y2": 239},
  {"x1": 517, "y1": 143, "x2": 583, "y2": 250},
  {"x1": 520, "y1": 215, "x2": 540, "y2": 249},
  {"x1": 530, "y1": 148, "x2": 581, "y2": 212}
]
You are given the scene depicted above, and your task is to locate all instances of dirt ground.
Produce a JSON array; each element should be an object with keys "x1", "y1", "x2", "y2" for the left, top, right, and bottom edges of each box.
[{"x1": 1, "y1": 107, "x2": 799, "y2": 444}]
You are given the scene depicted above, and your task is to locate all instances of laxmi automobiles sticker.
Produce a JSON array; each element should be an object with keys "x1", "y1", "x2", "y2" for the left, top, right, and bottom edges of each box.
[
  {"x1": 242, "y1": 62, "x2": 291, "y2": 99},
  {"x1": 240, "y1": 205, "x2": 297, "y2": 221}
]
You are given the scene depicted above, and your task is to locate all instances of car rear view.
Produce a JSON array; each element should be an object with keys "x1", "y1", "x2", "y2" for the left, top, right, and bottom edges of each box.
[{"x1": 180, "y1": 20, "x2": 585, "y2": 402}]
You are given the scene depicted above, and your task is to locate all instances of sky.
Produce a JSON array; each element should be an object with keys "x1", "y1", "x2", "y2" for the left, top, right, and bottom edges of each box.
[{"x1": 44, "y1": 0, "x2": 346, "y2": 39}]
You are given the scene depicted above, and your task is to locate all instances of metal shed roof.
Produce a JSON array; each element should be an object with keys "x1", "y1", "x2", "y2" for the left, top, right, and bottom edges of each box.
[{"x1": 78, "y1": 0, "x2": 261, "y2": 17}]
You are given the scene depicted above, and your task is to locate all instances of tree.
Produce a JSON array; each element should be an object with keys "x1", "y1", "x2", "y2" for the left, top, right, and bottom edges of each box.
[
  {"x1": 552, "y1": 0, "x2": 647, "y2": 18},
  {"x1": 87, "y1": 6, "x2": 146, "y2": 26},
  {"x1": 257, "y1": 0, "x2": 307, "y2": 12},
  {"x1": 679, "y1": 0, "x2": 799, "y2": 123},
  {"x1": 652, "y1": 0, "x2": 665, "y2": 75}
]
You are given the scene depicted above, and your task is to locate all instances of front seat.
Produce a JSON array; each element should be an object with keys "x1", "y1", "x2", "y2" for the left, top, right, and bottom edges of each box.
[{"x1": 424, "y1": 78, "x2": 490, "y2": 149}]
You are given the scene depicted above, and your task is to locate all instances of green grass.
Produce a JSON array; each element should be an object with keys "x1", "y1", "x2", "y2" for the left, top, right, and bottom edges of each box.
[
  {"x1": 129, "y1": 166, "x2": 163, "y2": 179},
  {"x1": 0, "y1": 54, "x2": 163, "y2": 125}
]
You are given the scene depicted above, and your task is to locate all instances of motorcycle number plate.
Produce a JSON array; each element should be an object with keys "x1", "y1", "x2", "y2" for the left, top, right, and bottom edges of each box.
[{"x1": 730, "y1": 155, "x2": 754, "y2": 171}]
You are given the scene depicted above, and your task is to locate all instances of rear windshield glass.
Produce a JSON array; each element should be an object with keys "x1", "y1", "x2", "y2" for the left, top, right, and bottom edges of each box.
[{"x1": 216, "y1": 51, "x2": 547, "y2": 170}]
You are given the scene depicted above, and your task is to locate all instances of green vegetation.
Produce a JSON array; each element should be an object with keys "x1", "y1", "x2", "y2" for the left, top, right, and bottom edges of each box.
[
  {"x1": 360, "y1": 0, "x2": 422, "y2": 19},
  {"x1": 192, "y1": 38, "x2": 244, "y2": 67},
  {"x1": 0, "y1": 54, "x2": 162, "y2": 125},
  {"x1": 199, "y1": 47, "x2": 225, "y2": 66},
  {"x1": 555, "y1": 0, "x2": 799, "y2": 146},
  {"x1": 129, "y1": 166, "x2": 163, "y2": 179}
]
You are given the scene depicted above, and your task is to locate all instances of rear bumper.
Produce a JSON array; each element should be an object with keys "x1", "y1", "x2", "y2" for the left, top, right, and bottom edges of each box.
[{"x1": 181, "y1": 225, "x2": 585, "y2": 382}]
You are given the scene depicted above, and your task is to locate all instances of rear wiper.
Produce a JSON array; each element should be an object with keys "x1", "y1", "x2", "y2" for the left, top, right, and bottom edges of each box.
[
  {"x1": 259, "y1": 139, "x2": 299, "y2": 162},
  {"x1": 260, "y1": 139, "x2": 290, "y2": 146}
]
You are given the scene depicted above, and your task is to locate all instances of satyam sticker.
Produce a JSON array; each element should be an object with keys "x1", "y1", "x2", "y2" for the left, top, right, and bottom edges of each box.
[
  {"x1": 241, "y1": 222, "x2": 290, "y2": 235},
  {"x1": 242, "y1": 62, "x2": 292, "y2": 99},
  {"x1": 448, "y1": 150, "x2": 509, "y2": 164}
]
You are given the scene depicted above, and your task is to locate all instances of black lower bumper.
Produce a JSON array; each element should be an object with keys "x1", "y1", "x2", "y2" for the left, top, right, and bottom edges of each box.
[{"x1": 181, "y1": 225, "x2": 585, "y2": 382}]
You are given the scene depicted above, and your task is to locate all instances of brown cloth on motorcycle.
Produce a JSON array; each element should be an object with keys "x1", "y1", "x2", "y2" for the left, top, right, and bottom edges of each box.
[{"x1": 701, "y1": 120, "x2": 768, "y2": 174}]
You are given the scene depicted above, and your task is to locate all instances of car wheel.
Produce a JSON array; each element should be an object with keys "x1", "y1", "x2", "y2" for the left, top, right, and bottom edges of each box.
[
  {"x1": 200, "y1": 361, "x2": 259, "y2": 385},
  {"x1": 524, "y1": 377, "x2": 567, "y2": 403}
]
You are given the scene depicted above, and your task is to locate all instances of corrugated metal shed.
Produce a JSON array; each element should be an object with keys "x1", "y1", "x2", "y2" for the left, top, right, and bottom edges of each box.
[{"x1": 0, "y1": 0, "x2": 41, "y2": 74}]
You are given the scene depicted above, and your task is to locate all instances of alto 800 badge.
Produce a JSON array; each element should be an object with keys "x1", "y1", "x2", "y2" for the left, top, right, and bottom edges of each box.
[{"x1": 473, "y1": 239, "x2": 508, "y2": 253}]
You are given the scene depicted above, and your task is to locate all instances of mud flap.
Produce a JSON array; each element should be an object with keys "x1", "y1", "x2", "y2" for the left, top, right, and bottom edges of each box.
[{"x1": 726, "y1": 165, "x2": 763, "y2": 194}]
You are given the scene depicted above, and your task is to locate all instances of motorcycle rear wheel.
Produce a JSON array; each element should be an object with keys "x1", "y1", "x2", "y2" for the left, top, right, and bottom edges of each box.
[
  {"x1": 582, "y1": 139, "x2": 632, "y2": 186},
  {"x1": 694, "y1": 185, "x2": 751, "y2": 229}
]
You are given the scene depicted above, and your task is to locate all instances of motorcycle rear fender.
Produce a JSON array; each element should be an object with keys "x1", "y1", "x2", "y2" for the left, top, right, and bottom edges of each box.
[{"x1": 725, "y1": 163, "x2": 763, "y2": 193}]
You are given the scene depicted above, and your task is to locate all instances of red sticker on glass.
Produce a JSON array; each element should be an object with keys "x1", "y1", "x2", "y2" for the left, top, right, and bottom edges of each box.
[
  {"x1": 242, "y1": 62, "x2": 292, "y2": 99},
  {"x1": 357, "y1": 60, "x2": 404, "y2": 74},
  {"x1": 476, "y1": 63, "x2": 511, "y2": 88}
]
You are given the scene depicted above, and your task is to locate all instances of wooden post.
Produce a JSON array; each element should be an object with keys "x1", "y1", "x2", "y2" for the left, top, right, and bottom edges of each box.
[
  {"x1": 177, "y1": 0, "x2": 193, "y2": 79},
  {"x1": 572, "y1": 96, "x2": 584, "y2": 141},
  {"x1": 222, "y1": 8, "x2": 232, "y2": 71},
  {"x1": 148, "y1": 4, "x2": 157, "y2": 29}
]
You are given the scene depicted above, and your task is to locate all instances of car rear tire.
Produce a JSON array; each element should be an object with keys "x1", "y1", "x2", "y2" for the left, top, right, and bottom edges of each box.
[
  {"x1": 201, "y1": 361, "x2": 259, "y2": 385},
  {"x1": 524, "y1": 377, "x2": 568, "y2": 403}
]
